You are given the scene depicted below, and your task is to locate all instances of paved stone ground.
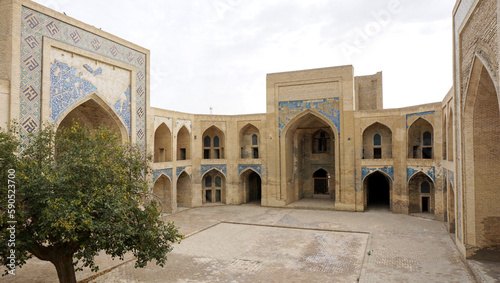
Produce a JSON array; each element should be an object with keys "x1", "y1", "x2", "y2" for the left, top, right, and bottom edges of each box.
[{"x1": 2, "y1": 203, "x2": 490, "y2": 282}]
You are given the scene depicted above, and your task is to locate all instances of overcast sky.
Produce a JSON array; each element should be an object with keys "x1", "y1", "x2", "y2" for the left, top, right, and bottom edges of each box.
[{"x1": 34, "y1": 0, "x2": 456, "y2": 115}]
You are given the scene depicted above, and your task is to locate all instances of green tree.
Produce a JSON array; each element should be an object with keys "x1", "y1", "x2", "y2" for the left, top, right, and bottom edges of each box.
[{"x1": 0, "y1": 122, "x2": 183, "y2": 283}]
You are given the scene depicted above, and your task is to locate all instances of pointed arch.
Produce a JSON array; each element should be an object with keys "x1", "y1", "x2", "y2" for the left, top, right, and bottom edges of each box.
[
  {"x1": 363, "y1": 170, "x2": 392, "y2": 210},
  {"x1": 153, "y1": 174, "x2": 172, "y2": 213},
  {"x1": 239, "y1": 123, "x2": 260, "y2": 159},
  {"x1": 176, "y1": 171, "x2": 192, "y2": 208},
  {"x1": 280, "y1": 110, "x2": 339, "y2": 203},
  {"x1": 56, "y1": 93, "x2": 128, "y2": 142},
  {"x1": 447, "y1": 107, "x2": 454, "y2": 161},
  {"x1": 408, "y1": 172, "x2": 434, "y2": 213},
  {"x1": 202, "y1": 169, "x2": 226, "y2": 204},
  {"x1": 463, "y1": 54, "x2": 500, "y2": 252},
  {"x1": 177, "y1": 125, "x2": 191, "y2": 160},
  {"x1": 154, "y1": 122, "x2": 172, "y2": 163},
  {"x1": 408, "y1": 117, "x2": 434, "y2": 159},
  {"x1": 202, "y1": 125, "x2": 225, "y2": 159},
  {"x1": 362, "y1": 122, "x2": 392, "y2": 159}
]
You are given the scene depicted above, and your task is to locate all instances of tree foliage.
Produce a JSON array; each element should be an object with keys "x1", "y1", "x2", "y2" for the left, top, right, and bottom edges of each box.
[{"x1": 0, "y1": 122, "x2": 183, "y2": 283}]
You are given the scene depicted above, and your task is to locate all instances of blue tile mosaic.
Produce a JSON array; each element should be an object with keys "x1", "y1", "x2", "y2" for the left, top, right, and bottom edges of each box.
[
  {"x1": 407, "y1": 166, "x2": 435, "y2": 182},
  {"x1": 176, "y1": 167, "x2": 186, "y2": 177},
  {"x1": 278, "y1": 98, "x2": 340, "y2": 135},
  {"x1": 361, "y1": 166, "x2": 394, "y2": 181},
  {"x1": 201, "y1": 165, "x2": 227, "y2": 177},
  {"x1": 153, "y1": 168, "x2": 172, "y2": 182},
  {"x1": 20, "y1": 7, "x2": 146, "y2": 149},
  {"x1": 238, "y1": 164, "x2": 262, "y2": 177}
]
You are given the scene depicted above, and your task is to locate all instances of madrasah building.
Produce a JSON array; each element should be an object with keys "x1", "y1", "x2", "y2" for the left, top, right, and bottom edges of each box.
[{"x1": 0, "y1": 0, "x2": 498, "y2": 260}]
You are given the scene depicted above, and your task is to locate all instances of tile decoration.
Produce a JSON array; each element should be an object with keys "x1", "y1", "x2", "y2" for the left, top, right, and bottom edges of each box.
[
  {"x1": 153, "y1": 168, "x2": 172, "y2": 182},
  {"x1": 238, "y1": 164, "x2": 262, "y2": 177},
  {"x1": 20, "y1": 7, "x2": 146, "y2": 149},
  {"x1": 278, "y1": 98, "x2": 340, "y2": 135},
  {"x1": 406, "y1": 111, "x2": 435, "y2": 128},
  {"x1": 361, "y1": 166, "x2": 394, "y2": 181},
  {"x1": 176, "y1": 166, "x2": 186, "y2": 177},
  {"x1": 176, "y1": 119, "x2": 192, "y2": 134},
  {"x1": 407, "y1": 166, "x2": 435, "y2": 182},
  {"x1": 201, "y1": 164, "x2": 227, "y2": 177}
]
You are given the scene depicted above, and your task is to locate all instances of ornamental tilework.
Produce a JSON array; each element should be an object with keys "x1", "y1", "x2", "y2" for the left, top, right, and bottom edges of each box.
[
  {"x1": 238, "y1": 164, "x2": 262, "y2": 177},
  {"x1": 201, "y1": 165, "x2": 227, "y2": 177},
  {"x1": 361, "y1": 166, "x2": 394, "y2": 181},
  {"x1": 153, "y1": 168, "x2": 172, "y2": 182},
  {"x1": 407, "y1": 167, "x2": 435, "y2": 182},
  {"x1": 176, "y1": 167, "x2": 186, "y2": 177},
  {"x1": 278, "y1": 98, "x2": 340, "y2": 135},
  {"x1": 20, "y1": 7, "x2": 146, "y2": 149}
]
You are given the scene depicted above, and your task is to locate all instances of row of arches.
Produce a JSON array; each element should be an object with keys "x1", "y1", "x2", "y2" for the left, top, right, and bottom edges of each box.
[
  {"x1": 363, "y1": 171, "x2": 435, "y2": 213},
  {"x1": 154, "y1": 123, "x2": 261, "y2": 163},
  {"x1": 152, "y1": 168, "x2": 262, "y2": 212},
  {"x1": 362, "y1": 118, "x2": 435, "y2": 160}
]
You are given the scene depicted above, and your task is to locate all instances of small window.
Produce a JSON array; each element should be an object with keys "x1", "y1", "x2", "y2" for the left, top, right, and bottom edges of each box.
[
  {"x1": 421, "y1": 181, "x2": 431, "y2": 194},
  {"x1": 204, "y1": 149, "x2": 210, "y2": 159},
  {"x1": 213, "y1": 149, "x2": 220, "y2": 159},
  {"x1": 204, "y1": 136, "x2": 211, "y2": 147},
  {"x1": 373, "y1": 134, "x2": 381, "y2": 146},
  {"x1": 215, "y1": 176, "x2": 222, "y2": 187},
  {"x1": 252, "y1": 134, "x2": 258, "y2": 145},
  {"x1": 252, "y1": 147, "x2": 259, "y2": 159},
  {"x1": 423, "y1": 131, "x2": 432, "y2": 146},
  {"x1": 213, "y1": 136, "x2": 220, "y2": 148},
  {"x1": 373, "y1": 148, "x2": 382, "y2": 159},
  {"x1": 205, "y1": 176, "x2": 212, "y2": 187},
  {"x1": 179, "y1": 148, "x2": 186, "y2": 160},
  {"x1": 313, "y1": 130, "x2": 329, "y2": 153}
]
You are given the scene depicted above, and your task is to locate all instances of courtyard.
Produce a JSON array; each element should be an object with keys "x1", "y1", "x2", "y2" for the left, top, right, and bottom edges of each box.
[{"x1": 5, "y1": 203, "x2": 488, "y2": 282}]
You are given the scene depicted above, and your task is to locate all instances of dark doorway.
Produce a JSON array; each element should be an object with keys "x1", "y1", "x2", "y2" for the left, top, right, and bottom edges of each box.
[
  {"x1": 365, "y1": 172, "x2": 390, "y2": 208},
  {"x1": 248, "y1": 172, "x2": 261, "y2": 202},
  {"x1": 422, "y1": 197, "x2": 430, "y2": 212},
  {"x1": 313, "y1": 169, "x2": 329, "y2": 195}
]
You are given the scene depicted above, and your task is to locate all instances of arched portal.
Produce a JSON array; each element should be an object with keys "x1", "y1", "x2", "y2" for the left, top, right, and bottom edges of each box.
[
  {"x1": 313, "y1": 169, "x2": 329, "y2": 195},
  {"x1": 239, "y1": 170, "x2": 262, "y2": 204},
  {"x1": 239, "y1": 124, "x2": 260, "y2": 159},
  {"x1": 56, "y1": 97, "x2": 127, "y2": 142},
  {"x1": 407, "y1": 118, "x2": 434, "y2": 159},
  {"x1": 463, "y1": 57, "x2": 500, "y2": 256},
  {"x1": 153, "y1": 175, "x2": 171, "y2": 213},
  {"x1": 176, "y1": 171, "x2": 191, "y2": 208},
  {"x1": 177, "y1": 126, "x2": 191, "y2": 161},
  {"x1": 408, "y1": 172, "x2": 434, "y2": 213},
  {"x1": 364, "y1": 171, "x2": 391, "y2": 210},
  {"x1": 202, "y1": 169, "x2": 226, "y2": 204},
  {"x1": 362, "y1": 122, "x2": 392, "y2": 159},
  {"x1": 154, "y1": 123, "x2": 172, "y2": 162},
  {"x1": 282, "y1": 112, "x2": 337, "y2": 203}
]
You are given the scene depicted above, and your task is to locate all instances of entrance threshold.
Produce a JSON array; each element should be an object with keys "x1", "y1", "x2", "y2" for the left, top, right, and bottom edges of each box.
[{"x1": 286, "y1": 198, "x2": 335, "y2": 211}]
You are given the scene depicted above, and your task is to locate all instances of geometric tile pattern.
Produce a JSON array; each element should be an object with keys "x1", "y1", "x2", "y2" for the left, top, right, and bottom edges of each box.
[
  {"x1": 20, "y1": 7, "x2": 146, "y2": 149},
  {"x1": 278, "y1": 98, "x2": 340, "y2": 135},
  {"x1": 361, "y1": 166, "x2": 394, "y2": 181},
  {"x1": 153, "y1": 168, "x2": 172, "y2": 182},
  {"x1": 201, "y1": 165, "x2": 227, "y2": 178},
  {"x1": 238, "y1": 164, "x2": 262, "y2": 177},
  {"x1": 176, "y1": 167, "x2": 187, "y2": 177}
]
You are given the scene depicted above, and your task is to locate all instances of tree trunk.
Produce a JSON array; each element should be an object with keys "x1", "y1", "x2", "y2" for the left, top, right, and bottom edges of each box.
[{"x1": 52, "y1": 253, "x2": 77, "y2": 283}]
